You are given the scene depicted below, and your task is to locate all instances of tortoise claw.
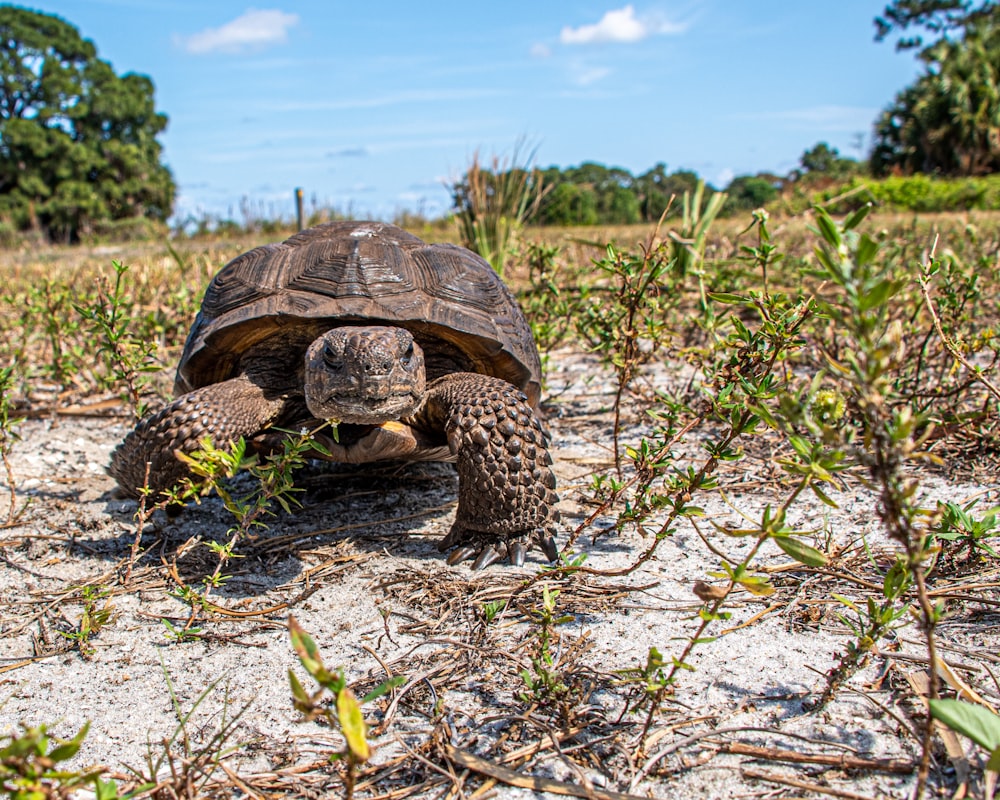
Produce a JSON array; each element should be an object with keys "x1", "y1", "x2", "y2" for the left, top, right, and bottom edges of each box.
[
  {"x1": 540, "y1": 535, "x2": 559, "y2": 563},
  {"x1": 471, "y1": 544, "x2": 505, "y2": 570},
  {"x1": 446, "y1": 545, "x2": 478, "y2": 565},
  {"x1": 508, "y1": 541, "x2": 527, "y2": 567}
]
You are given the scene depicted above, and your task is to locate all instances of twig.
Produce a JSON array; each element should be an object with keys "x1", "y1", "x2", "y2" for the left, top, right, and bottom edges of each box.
[
  {"x1": 720, "y1": 742, "x2": 914, "y2": 774},
  {"x1": 743, "y1": 767, "x2": 885, "y2": 800},
  {"x1": 443, "y1": 745, "x2": 648, "y2": 800}
]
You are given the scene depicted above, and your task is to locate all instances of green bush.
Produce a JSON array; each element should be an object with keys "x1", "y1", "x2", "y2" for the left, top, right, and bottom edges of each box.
[{"x1": 813, "y1": 174, "x2": 1000, "y2": 213}]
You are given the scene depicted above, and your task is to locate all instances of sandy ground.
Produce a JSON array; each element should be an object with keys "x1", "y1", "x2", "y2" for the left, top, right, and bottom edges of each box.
[{"x1": 1, "y1": 349, "x2": 997, "y2": 798}]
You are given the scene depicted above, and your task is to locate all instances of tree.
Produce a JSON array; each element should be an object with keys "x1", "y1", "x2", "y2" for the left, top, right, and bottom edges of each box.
[
  {"x1": 723, "y1": 175, "x2": 779, "y2": 214},
  {"x1": 871, "y1": 20, "x2": 1000, "y2": 175},
  {"x1": 0, "y1": 7, "x2": 174, "y2": 242},
  {"x1": 536, "y1": 181, "x2": 598, "y2": 226},
  {"x1": 875, "y1": 0, "x2": 998, "y2": 50},
  {"x1": 633, "y1": 163, "x2": 700, "y2": 222}
]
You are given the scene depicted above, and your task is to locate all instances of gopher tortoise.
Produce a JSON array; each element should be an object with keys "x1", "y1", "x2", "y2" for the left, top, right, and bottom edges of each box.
[{"x1": 109, "y1": 221, "x2": 559, "y2": 568}]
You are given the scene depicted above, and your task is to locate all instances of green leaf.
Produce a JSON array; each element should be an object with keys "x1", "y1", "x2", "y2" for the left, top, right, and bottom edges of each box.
[
  {"x1": 813, "y1": 210, "x2": 841, "y2": 247},
  {"x1": 737, "y1": 576, "x2": 775, "y2": 597},
  {"x1": 288, "y1": 669, "x2": 310, "y2": 706},
  {"x1": 810, "y1": 483, "x2": 840, "y2": 509},
  {"x1": 337, "y1": 687, "x2": 370, "y2": 762},
  {"x1": 361, "y1": 675, "x2": 407, "y2": 704},
  {"x1": 929, "y1": 699, "x2": 1000, "y2": 751},
  {"x1": 773, "y1": 535, "x2": 829, "y2": 567},
  {"x1": 843, "y1": 202, "x2": 873, "y2": 231},
  {"x1": 46, "y1": 722, "x2": 89, "y2": 763},
  {"x1": 708, "y1": 292, "x2": 745, "y2": 304}
]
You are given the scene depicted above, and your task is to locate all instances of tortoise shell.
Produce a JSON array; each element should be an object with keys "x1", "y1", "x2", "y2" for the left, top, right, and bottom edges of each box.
[{"x1": 175, "y1": 221, "x2": 542, "y2": 406}]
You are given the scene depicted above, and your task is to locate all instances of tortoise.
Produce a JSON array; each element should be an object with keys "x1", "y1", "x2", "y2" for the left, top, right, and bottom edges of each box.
[{"x1": 109, "y1": 221, "x2": 559, "y2": 569}]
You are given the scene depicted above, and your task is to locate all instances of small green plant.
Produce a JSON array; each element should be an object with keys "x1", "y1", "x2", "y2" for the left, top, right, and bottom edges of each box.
[
  {"x1": 479, "y1": 599, "x2": 506, "y2": 625},
  {"x1": 0, "y1": 722, "x2": 118, "y2": 799},
  {"x1": 517, "y1": 585, "x2": 575, "y2": 709},
  {"x1": 578, "y1": 236, "x2": 675, "y2": 475},
  {"x1": 0, "y1": 364, "x2": 27, "y2": 527},
  {"x1": 615, "y1": 646, "x2": 671, "y2": 717},
  {"x1": 57, "y1": 585, "x2": 115, "y2": 659},
  {"x1": 75, "y1": 261, "x2": 161, "y2": 419},
  {"x1": 932, "y1": 499, "x2": 1000, "y2": 563},
  {"x1": 20, "y1": 279, "x2": 89, "y2": 389},
  {"x1": 159, "y1": 423, "x2": 331, "y2": 623},
  {"x1": 288, "y1": 616, "x2": 404, "y2": 800},
  {"x1": 818, "y1": 557, "x2": 913, "y2": 707}
]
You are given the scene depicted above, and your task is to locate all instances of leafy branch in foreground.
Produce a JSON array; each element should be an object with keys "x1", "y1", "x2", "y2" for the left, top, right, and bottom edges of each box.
[
  {"x1": 130, "y1": 423, "x2": 332, "y2": 617},
  {"x1": 810, "y1": 203, "x2": 944, "y2": 798},
  {"x1": 288, "y1": 616, "x2": 404, "y2": 800},
  {"x1": 0, "y1": 722, "x2": 118, "y2": 800}
]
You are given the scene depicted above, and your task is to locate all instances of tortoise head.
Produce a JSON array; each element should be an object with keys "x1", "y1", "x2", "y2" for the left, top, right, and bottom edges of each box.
[{"x1": 304, "y1": 326, "x2": 426, "y2": 424}]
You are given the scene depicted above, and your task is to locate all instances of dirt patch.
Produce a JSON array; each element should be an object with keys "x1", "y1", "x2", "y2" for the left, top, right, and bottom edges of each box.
[{"x1": 1, "y1": 348, "x2": 996, "y2": 798}]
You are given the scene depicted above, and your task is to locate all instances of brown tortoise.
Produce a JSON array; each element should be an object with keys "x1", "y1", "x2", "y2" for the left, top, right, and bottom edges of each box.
[{"x1": 109, "y1": 221, "x2": 559, "y2": 569}]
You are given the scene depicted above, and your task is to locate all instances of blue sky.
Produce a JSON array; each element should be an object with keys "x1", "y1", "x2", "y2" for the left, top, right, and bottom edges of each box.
[{"x1": 27, "y1": 2, "x2": 925, "y2": 223}]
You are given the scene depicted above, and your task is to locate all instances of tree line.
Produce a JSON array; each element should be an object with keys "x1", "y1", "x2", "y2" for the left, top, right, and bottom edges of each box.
[
  {"x1": 1, "y1": 2, "x2": 999, "y2": 241},
  {"x1": 504, "y1": 145, "x2": 863, "y2": 228}
]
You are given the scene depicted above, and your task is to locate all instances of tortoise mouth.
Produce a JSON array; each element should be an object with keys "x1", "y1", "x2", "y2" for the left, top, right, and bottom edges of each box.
[{"x1": 307, "y1": 390, "x2": 422, "y2": 425}]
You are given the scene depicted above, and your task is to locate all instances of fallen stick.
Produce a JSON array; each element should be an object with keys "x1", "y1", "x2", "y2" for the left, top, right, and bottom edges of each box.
[{"x1": 443, "y1": 744, "x2": 650, "y2": 800}]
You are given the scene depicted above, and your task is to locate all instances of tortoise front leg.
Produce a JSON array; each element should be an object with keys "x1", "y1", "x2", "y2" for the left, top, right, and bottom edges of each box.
[
  {"x1": 109, "y1": 375, "x2": 290, "y2": 500},
  {"x1": 427, "y1": 373, "x2": 560, "y2": 568}
]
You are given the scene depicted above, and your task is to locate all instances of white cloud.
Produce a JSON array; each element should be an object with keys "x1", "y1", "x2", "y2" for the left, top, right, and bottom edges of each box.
[
  {"x1": 179, "y1": 9, "x2": 299, "y2": 55},
  {"x1": 560, "y1": 5, "x2": 686, "y2": 45},
  {"x1": 573, "y1": 64, "x2": 612, "y2": 86},
  {"x1": 530, "y1": 42, "x2": 552, "y2": 58},
  {"x1": 737, "y1": 105, "x2": 878, "y2": 132},
  {"x1": 715, "y1": 167, "x2": 734, "y2": 187}
]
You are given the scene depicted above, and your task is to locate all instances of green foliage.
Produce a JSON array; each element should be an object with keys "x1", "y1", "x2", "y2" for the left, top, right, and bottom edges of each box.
[
  {"x1": 875, "y1": 0, "x2": 998, "y2": 50},
  {"x1": 449, "y1": 143, "x2": 545, "y2": 275},
  {"x1": 723, "y1": 175, "x2": 779, "y2": 215},
  {"x1": 799, "y1": 142, "x2": 862, "y2": 177},
  {"x1": 814, "y1": 173, "x2": 1000, "y2": 213},
  {"x1": 74, "y1": 261, "x2": 160, "y2": 419},
  {"x1": 288, "y1": 616, "x2": 404, "y2": 800},
  {"x1": 0, "y1": 722, "x2": 118, "y2": 799},
  {"x1": 872, "y1": 18, "x2": 1000, "y2": 176},
  {"x1": 534, "y1": 161, "x2": 703, "y2": 226},
  {"x1": 517, "y1": 586, "x2": 577, "y2": 710},
  {"x1": 929, "y1": 699, "x2": 1000, "y2": 771},
  {"x1": 162, "y1": 425, "x2": 331, "y2": 617},
  {"x1": 932, "y1": 499, "x2": 1000, "y2": 560},
  {"x1": 578, "y1": 237, "x2": 675, "y2": 473},
  {"x1": 0, "y1": 7, "x2": 175, "y2": 242},
  {"x1": 0, "y1": 363, "x2": 25, "y2": 526},
  {"x1": 56, "y1": 585, "x2": 115, "y2": 659}
]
